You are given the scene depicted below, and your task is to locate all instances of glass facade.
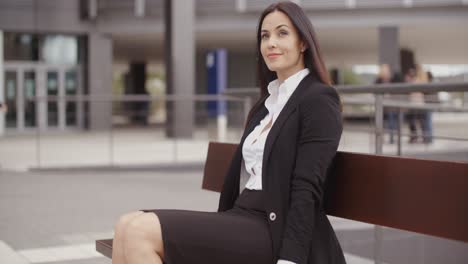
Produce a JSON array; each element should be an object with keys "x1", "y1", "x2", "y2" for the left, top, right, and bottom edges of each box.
[
  {"x1": 65, "y1": 70, "x2": 78, "y2": 126},
  {"x1": 46, "y1": 71, "x2": 59, "y2": 127},
  {"x1": 4, "y1": 71, "x2": 17, "y2": 128},
  {"x1": 4, "y1": 32, "x2": 79, "y2": 64},
  {"x1": 2, "y1": 32, "x2": 83, "y2": 131},
  {"x1": 42, "y1": 35, "x2": 78, "y2": 65},
  {"x1": 23, "y1": 71, "x2": 36, "y2": 127},
  {"x1": 3, "y1": 33, "x2": 40, "y2": 61}
]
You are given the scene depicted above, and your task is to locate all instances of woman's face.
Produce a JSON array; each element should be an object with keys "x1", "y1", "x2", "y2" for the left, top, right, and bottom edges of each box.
[
  {"x1": 380, "y1": 64, "x2": 391, "y2": 81},
  {"x1": 260, "y1": 10, "x2": 306, "y2": 81}
]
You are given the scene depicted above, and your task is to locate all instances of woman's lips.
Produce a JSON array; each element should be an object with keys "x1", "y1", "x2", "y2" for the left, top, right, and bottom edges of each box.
[{"x1": 267, "y1": 53, "x2": 281, "y2": 59}]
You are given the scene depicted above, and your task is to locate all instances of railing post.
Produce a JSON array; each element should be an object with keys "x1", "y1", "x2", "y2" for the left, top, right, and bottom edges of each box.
[
  {"x1": 397, "y1": 108, "x2": 403, "y2": 156},
  {"x1": 217, "y1": 96, "x2": 227, "y2": 142},
  {"x1": 109, "y1": 98, "x2": 114, "y2": 166},
  {"x1": 374, "y1": 93, "x2": 384, "y2": 264},
  {"x1": 375, "y1": 94, "x2": 384, "y2": 154},
  {"x1": 464, "y1": 72, "x2": 468, "y2": 107},
  {"x1": 173, "y1": 98, "x2": 178, "y2": 163},
  {"x1": 36, "y1": 122, "x2": 41, "y2": 169}
]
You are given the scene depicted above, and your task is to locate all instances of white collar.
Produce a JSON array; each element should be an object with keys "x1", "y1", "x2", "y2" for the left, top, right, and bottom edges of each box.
[{"x1": 267, "y1": 68, "x2": 310, "y2": 98}]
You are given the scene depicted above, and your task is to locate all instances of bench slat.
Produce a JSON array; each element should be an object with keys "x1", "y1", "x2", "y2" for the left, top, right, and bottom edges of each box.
[
  {"x1": 203, "y1": 142, "x2": 468, "y2": 243},
  {"x1": 202, "y1": 142, "x2": 238, "y2": 192},
  {"x1": 96, "y1": 239, "x2": 113, "y2": 259},
  {"x1": 325, "y1": 151, "x2": 468, "y2": 243}
]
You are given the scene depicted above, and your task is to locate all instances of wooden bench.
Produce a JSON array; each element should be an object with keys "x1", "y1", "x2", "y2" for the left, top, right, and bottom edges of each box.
[{"x1": 96, "y1": 141, "x2": 468, "y2": 259}]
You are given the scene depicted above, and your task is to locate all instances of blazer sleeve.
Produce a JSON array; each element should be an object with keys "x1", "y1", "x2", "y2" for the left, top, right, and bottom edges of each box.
[{"x1": 278, "y1": 87, "x2": 343, "y2": 264}]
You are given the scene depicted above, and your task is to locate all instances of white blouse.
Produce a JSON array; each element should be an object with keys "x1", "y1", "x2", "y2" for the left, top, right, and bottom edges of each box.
[{"x1": 242, "y1": 68, "x2": 310, "y2": 190}]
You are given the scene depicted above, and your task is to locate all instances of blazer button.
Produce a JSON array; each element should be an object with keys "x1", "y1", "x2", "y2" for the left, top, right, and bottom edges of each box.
[{"x1": 269, "y1": 212, "x2": 276, "y2": 221}]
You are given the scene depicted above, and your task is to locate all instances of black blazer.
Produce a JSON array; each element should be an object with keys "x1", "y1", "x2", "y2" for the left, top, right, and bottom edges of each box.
[{"x1": 218, "y1": 74, "x2": 346, "y2": 264}]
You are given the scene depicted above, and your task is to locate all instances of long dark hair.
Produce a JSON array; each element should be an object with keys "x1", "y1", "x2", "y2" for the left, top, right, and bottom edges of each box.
[{"x1": 246, "y1": 1, "x2": 335, "y2": 124}]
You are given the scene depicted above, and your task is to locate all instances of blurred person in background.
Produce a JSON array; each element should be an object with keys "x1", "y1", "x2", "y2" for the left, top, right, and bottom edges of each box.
[
  {"x1": 405, "y1": 68, "x2": 418, "y2": 143},
  {"x1": 0, "y1": 101, "x2": 7, "y2": 113},
  {"x1": 421, "y1": 71, "x2": 435, "y2": 144},
  {"x1": 375, "y1": 64, "x2": 402, "y2": 144},
  {"x1": 406, "y1": 65, "x2": 429, "y2": 143}
]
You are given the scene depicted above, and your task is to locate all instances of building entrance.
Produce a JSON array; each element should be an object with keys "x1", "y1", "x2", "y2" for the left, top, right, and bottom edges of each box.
[{"x1": 3, "y1": 62, "x2": 83, "y2": 132}]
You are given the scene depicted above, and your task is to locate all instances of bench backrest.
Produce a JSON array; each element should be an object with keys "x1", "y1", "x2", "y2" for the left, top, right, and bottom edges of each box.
[{"x1": 202, "y1": 142, "x2": 468, "y2": 243}]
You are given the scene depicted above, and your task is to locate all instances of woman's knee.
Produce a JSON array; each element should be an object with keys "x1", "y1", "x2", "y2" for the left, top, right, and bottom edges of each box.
[
  {"x1": 123, "y1": 213, "x2": 164, "y2": 253},
  {"x1": 114, "y1": 211, "x2": 145, "y2": 236}
]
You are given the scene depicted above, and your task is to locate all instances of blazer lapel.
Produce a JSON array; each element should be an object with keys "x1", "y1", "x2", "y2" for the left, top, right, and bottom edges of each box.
[
  {"x1": 261, "y1": 74, "x2": 315, "y2": 188},
  {"x1": 240, "y1": 101, "x2": 268, "y2": 146}
]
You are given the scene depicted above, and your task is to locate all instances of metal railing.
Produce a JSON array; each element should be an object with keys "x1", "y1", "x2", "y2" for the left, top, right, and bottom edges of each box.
[
  {"x1": 334, "y1": 82, "x2": 468, "y2": 156},
  {"x1": 0, "y1": 94, "x2": 252, "y2": 170},
  {"x1": 1, "y1": 82, "x2": 467, "y2": 171},
  {"x1": 225, "y1": 81, "x2": 468, "y2": 158}
]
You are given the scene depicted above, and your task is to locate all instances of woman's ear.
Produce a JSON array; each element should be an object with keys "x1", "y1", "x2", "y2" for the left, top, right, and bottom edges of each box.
[{"x1": 300, "y1": 41, "x2": 308, "y2": 53}]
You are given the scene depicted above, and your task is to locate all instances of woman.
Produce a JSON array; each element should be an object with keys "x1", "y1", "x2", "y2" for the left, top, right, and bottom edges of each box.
[
  {"x1": 0, "y1": 102, "x2": 7, "y2": 113},
  {"x1": 406, "y1": 65, "x2": 428, "y2": 143},
  {"x1": 112, "y1": 2, "x2": 345, "y2": 264},
  {"x1": 375, "y1": 64, "x2": 397, "y2": 144},
  {"x1": 375, "y1": 64, "x2": 403, "y2": 144}
]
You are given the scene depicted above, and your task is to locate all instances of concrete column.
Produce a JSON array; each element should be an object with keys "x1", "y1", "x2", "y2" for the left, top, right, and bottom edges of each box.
[
  {"x1": 0, "y1": 31, "x2": 4, "y2": 136},
  {"x1": 77, "y1": 37, "x2": 86, "y2": 130},
  {"x1": 88, "y1": 32, "x2": 113, "y2": 130},
  {"x1": 464, "y1": 73, "x2": 468, "y2": 107},
  {"x1": 378, "y1": 26, "x2": 401, "y2": 74},
  {"x1": 165, "y1": 0, "x2": 195, "y2": 138}
]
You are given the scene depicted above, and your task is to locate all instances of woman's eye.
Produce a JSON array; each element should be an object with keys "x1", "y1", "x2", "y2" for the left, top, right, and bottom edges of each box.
[
  {"x1": 279, "y1": 31, "x2": 288, "y2": 36},
  {"x1": 261, "y1": 34, "x2": 269, "y2": 40}
]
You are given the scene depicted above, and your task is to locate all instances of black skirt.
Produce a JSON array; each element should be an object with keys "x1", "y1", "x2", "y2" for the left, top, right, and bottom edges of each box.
[{"x1": 141, "y1": 188, "x2": 273, "y2": 264}]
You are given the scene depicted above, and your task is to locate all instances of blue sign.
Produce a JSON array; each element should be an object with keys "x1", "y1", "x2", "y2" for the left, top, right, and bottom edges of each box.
[{"x1": 207, "y1": 49, "x2": 227, "y2": 117}]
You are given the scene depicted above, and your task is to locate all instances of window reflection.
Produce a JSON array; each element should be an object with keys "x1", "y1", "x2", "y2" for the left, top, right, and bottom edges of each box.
[
  {"x1": 24, "y1": 71, "x2": 36, "y2": 127},
  {"x1": 47, "y1": 71, "x2": 59, "y2": 127},
  {"x1": 65, "y1": 71, "x2": 78, "y2": 126}
]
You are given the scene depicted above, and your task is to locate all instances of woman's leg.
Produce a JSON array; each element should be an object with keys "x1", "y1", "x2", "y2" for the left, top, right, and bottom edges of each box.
[
  {"x1": 387, "y1": 110, "x2": 398, "y2": 144},
  {"x1": 422, "y1": 111, "x2": 433, "y2": 143},
  {"x1": 113, "y1": 211, "x2": 145, "y2": 264},
  {"x1": 123, "y1": 212, "x2": 165, "y2": 264},
  {"x1": 407, "y1": 111, "x2": 418, "y2": 143}
]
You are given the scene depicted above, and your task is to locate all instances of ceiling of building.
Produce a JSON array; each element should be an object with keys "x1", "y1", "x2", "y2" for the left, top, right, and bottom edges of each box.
[{"x1": 112, "y1": 6, "x2": 468, "y2": 65}]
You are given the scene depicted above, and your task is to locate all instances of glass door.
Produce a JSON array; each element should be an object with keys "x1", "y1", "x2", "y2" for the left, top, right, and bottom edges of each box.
[
  {"x1": 65, "y1": 70, "x2": 78, "y2": 127},
  {"x1": 3, "y1": 63, "x2": 83, "y2": 132},
  {"x1": 4, "y1": 71, "x2": 17, "y2": 128},
  {"x1": 23, "y1": 70, "x2": 37, "y2": 128},
  {"x1": 4, "y1": 65, "x2": 37, "y2": 131},
  {"x1": 46, "y1": 71, "x2": 59, "y2": 128}
]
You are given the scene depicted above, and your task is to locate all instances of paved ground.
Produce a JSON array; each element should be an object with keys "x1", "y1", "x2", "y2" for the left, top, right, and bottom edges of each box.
[{"x1": 0, "y1": 114, "x2": 467, "y2": 263}]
